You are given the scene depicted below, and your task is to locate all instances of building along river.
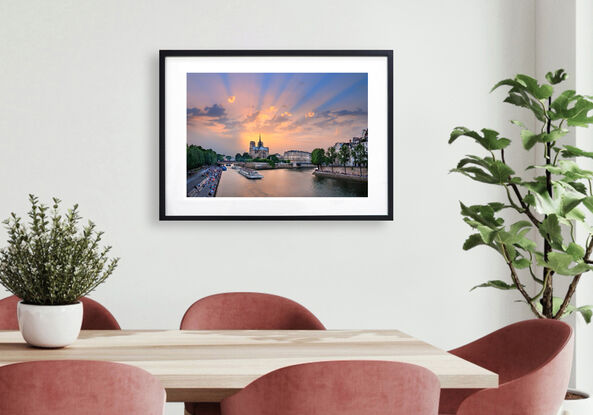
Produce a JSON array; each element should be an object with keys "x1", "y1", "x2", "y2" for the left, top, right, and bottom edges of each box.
[{"x1": 216, "y1": 167, "x2": 367, "y2": 197}]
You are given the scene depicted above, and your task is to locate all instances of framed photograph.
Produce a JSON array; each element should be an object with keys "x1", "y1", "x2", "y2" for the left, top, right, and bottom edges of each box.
[{"x1": 159, "y1": 50, "x2": 393, "y2": 220}]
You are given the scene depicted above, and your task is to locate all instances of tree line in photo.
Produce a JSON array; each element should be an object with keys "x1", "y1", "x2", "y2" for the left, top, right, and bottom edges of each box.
[
  {"x1": 310, "y1": 142, "x2": 368, "y2": 175},
  {"x1": 234, "y1": 153, "x2": 290, "y2": 168},
  {"x1": 187, "y1": 145, "x2": 225, "y2": 170},
  {"x1": 188, "y1": 145, "x2": 289, "y2": 171}
]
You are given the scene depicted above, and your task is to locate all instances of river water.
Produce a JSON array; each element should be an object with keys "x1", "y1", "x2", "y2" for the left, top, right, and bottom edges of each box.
[{"x1": 217, "y1": 167, "x2": 367, "y2": 197}]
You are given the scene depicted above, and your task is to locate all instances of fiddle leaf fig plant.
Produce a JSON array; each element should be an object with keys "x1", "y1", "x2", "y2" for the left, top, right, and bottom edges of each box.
[
  {"x1": 451, "y1": 69, "x2": 593, "y2": 322},
  {"x1": 0, "y1": 195, "x2": 119, "y2": 305}
]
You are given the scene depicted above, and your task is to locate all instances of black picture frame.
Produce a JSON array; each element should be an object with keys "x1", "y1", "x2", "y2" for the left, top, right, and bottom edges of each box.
[{"x1": 159, "y1": 50, "x2": 393, "y2": 221}]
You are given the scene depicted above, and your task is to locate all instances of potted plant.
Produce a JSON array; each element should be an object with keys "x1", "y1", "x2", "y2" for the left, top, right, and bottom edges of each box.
[
  {"x1": 0, "y1": 195, "x2": 119, "y2": 348},
  {"x1": 450, "y1": 69, "x2": 593, "y2": 415}
]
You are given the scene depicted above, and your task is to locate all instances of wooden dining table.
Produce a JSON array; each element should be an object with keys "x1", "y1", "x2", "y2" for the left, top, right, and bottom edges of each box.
[{"x1": 0, "y1": 329, "x2": 498, "y2": 402}]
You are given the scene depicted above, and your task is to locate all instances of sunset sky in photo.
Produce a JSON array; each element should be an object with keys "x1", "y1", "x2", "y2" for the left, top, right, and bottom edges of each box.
[{"x1": 187, "y1": 73, "x2": 368, "y2": 155}]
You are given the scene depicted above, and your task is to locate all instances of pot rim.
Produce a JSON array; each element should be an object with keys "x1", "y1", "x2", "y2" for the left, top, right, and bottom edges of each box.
[{"x1": 17, "y1": 300, "x2": 82, "y2": 307}]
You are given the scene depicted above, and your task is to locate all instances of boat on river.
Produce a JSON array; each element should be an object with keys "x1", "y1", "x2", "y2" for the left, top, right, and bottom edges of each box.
[{"x1": 239, "y1": 168, "x2": 263, "y2": 179}]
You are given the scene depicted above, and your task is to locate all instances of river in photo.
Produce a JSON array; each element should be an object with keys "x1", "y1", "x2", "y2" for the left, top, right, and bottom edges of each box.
[{"x1": 217, "y1": 167, "x2": 367, "y2": 197}]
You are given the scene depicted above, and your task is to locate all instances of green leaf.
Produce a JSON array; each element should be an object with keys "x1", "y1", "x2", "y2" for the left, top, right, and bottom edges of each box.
[
  {"x1": 503, "y1": 92, "x2": 546, "y2": 121},
  {"x1": 452, "y1": 156, "x2": 514, "y2": 185},
  {"x1": 546, "y1": 128, "x2": 570, "y2": 142},
  {"x1": 477, "y1": 225, "x2": 497, "y2": 244},
  {"x1": 510, "y1": 120, "x2": 528, "y2": 129},
  {"x1": 536, "y1": 251, "x2": 592, "y2": 276},
  {"x1": 470, "y1": 280, "x2": 517, "y2": 291},
  {"x1": 488, "y1": 161, "x2": 515, "y2": 183},
  {"x1": 463, "y1": 234, "x2": 486, "y2": 250},
  {"x1": 566, "y1": 242, "x2": 585, "y2": 261},
  {"x1": 557, "y1": 181, "x2": 588, "y2": 217},
  {"x1": 568, "y1": 181, "x2": 588, "y2": 195},
  {"x1": 538, "y1": 215, "x2": 563, "y2": 250},
  {"x1": 491, "y1": 78, "x2": 521, "y2": 93},
  {"x1": 520, "y1": 129, "x2": 568, "y2": 150},
  {"x1": 577, "y1": 305, "x2": 593, "y2": 323},
  {"x1": 562, "y1": 145, "x2": 593, "y2": 159},
  {"x1": 500, "y1": 221, "x2": 533, "y2": 245},
  {"x1": 513, "y1": 258, "x2": 531, "y2": 269},
  {"x1": 510, "y1": 220, "x2": 532, "y2": 234},
  {"x1": 521, "y1": 130, "x2": 538, "y2": 150},
  {"x1": 515, "y1": 235, "x2": 537, "y2": 252},
  {"x1": 542, "y1": 297, "x2": 593, "y2": 323},
  {"x1": 460, "y1": 202, "x2": 504, "y2": 229},
  {"x1": 524, "y1": 193, "x2": 536, "y2": 206},
  {"x1": 515, "y1": 74, "x2": 553, "y2": 99},
  {"x1": 493, "y1": 73, "x2": 553, "y2": 103},
  {"x1": 449, "y1": 127, "x2": 511, "y2": 150},
  {"x1": 524, "y1": 181, "x2": 587, "y2": 218},
  {"x1": 582, "y1": 196, "x2": 593, "y2": 213},
  {"x1": 546, "y1": 69, "x2": 568, "y2": 85},
  {"x1": 482, "y1": 128, "x2": 512, "y2": 150},
  {"x1": 567, "y1": 98, "x2": 593, "y2": 127},
  {"x1": 524, "y1": 184, "x2": 556, "y2": 215},
  {"x1": 551, "y1": 90, "x2": 578, "y2": 119},
  {"x1": 487, "y1": 202, "x2": 507, "y2": 212},
  {"x1": 532, "y1": 160, "x2": 593, "y2": 181},
  {"x1": 492, "y1": 76, "x2": 548, "y2": 121}
]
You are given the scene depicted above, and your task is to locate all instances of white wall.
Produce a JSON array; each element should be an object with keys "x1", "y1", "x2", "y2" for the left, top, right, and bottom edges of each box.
[{"x1": 0, "y1": 0, "x2": 539, "y2": 412}]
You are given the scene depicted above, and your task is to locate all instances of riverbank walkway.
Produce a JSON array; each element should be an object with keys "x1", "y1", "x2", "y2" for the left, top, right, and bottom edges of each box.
[{"x1": 187, "y1": 166, "x2": 222, "y2": 197}]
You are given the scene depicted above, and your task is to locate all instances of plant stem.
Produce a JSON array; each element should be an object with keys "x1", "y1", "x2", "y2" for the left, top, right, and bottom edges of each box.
[
  {"x1": 500, "y1": 148, "x2": 541, "y2": 227},
  {"x1": 555, "y1": 237, "x2": 593, "y2": 318},
  {"x1": 509, "y1": 183, "x2": 542, "y2": 227},
  {"x1": 500, "y1": 244, "x2": 544, "y2": 318},
  {"x1": 541, "y1": 97, "x2": 554, "y2": 318}
]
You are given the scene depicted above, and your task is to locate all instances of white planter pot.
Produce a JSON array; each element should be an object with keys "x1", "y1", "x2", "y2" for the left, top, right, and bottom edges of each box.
[
  {"x1": 558, "y1": 389, "x2": 593, "y2": 415},
  {"x1": 17, "y1": 301, "x2": 83, "y2": 348}
]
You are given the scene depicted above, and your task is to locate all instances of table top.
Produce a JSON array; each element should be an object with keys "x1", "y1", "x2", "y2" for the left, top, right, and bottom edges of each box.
[{"x1": 0, "y1": 330, "x2": 498, "y2": 402}]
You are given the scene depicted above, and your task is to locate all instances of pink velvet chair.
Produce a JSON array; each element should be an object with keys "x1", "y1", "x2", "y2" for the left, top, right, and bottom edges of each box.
[
  {"x1": 0, "y1": 295, "x2": 120, "y2": 330},
  {"x1": 439, "y1": 319, "x2": 573, "y2": 415},
  {"x1": 0, "y1": 360, "x2": 165, "y2": 414},
  {"x1": 181, "y1": 292, "x2": 325, "y2": 415},
  {"x1": 221, "y1": 360, "x2": 440, "y2": 415}
]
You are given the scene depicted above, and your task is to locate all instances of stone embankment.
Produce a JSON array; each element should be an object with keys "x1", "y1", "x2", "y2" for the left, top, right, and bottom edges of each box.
[{"x1": 313, "y1": 168, "x2": 367, "y2": 182}]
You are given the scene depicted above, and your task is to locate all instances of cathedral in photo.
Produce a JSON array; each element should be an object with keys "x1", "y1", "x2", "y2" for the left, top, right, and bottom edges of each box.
[{"x1": 249, "y1": 135, "x2": 269, "y2": 159}]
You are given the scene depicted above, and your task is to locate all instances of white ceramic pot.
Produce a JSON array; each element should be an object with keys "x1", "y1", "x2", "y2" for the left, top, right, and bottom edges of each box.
[
  {"x1": 17, "y1": 301, "x2": 83, "y2": 348},
  {"x1": 558, "y1": 389, "x2": 593, "y2": 415}
]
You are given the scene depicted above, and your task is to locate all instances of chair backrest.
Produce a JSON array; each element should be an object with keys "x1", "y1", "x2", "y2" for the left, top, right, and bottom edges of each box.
[
  {"x1": 439, "y1": 319, "x2": 573, "y2": 414},
  {"x1": 80, "y1": 297, "x2": 121, "y2": 330},
  {"x1": 0, "y1": 360, "x2": 165, "y2": 415},
  {"x1": 449, "y1": 319, "x2": 572, "y2": 383},
  {"x1": 0, "y1": 295, "x2": 120, "y2": 330},
  {"x1": 0, "y1": 295, "x2": 19, "y2": 329},
  {"x1": 221, "y1": 360, "x2": 440, "y2": 415},
  {"x1": 180, "y1": 292, "x2": 325, "y2": 330}
]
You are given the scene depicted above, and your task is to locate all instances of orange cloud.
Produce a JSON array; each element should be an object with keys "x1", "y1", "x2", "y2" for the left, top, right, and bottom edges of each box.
[
  {"x1": 269, "y1": 105, "x2": 278, "y2": 112},
  {"x1": 228, "y1": 96, "x2": 236, "y2": 103},
  {"x1": 305, "y1": 111, "x2": 315, "y2": 118},
  {"x1": 280, "y1": 112, "x2": 292, "y2": 117}
]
